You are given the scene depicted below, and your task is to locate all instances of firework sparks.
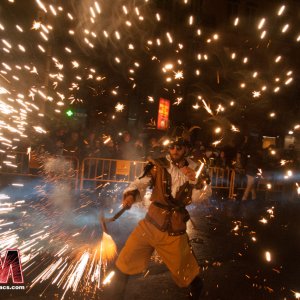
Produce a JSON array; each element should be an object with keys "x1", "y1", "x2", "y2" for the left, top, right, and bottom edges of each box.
[
  {"x1": 293, "y1": 291, "x2": 300, "y2": 299},
  {"x1": 265, "y1": 251, "x2": 272, "y2": 262},
  {"x1": 212, "y1": 139, "x2": 223, "y2": 147},
  {"x1": 0, "y1": 1, "x2": 299, "y2": 299},
  {"x1": 103, "y1": 270, "x2": 115, "y2": 285},
  {"x1": 259, "y1": 218, "x2": 268, "y2": 224},
  {"x1": 201, "y1": 99, "x2": 213, "y2": 116},
  {"x1": 252, "y1": 91, "x2": 261, "y2": 98},
  {"x1": 173, "y1": 97, "x2": 183, "y2": 105},
  {"x1": 296, "y1": 183, "x2": 300, "y2": 194},
  {"x1": 195, "y1": 162, "x2": 204, "y2": 179},
  {"x1": 115, "y1": 103, "x2": 125, "y2": 112},
  {"x1": 100, "y1": 232, "x2": 117, "y2": 262},
  {"x1": 231, "y1": 125, "x2": 240, "y2": 132}
]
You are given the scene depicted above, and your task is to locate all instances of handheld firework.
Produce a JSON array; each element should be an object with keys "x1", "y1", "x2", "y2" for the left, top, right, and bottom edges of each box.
[{"x1": 99, "y1": 206, "x2": 128, "y2": 261}]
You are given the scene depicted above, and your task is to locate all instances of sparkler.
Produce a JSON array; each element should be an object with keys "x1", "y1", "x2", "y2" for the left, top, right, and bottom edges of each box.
[{"x1": 195, "y1": 162, "x2": 204, "y2": 179}]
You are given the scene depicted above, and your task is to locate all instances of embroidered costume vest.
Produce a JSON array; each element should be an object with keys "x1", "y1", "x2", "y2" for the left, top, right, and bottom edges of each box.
[{"x1": 145, "y1": 157, "x2": 194, "y2": 236}]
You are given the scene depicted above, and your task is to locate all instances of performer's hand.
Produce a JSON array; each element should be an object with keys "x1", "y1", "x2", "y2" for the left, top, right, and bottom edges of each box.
[
  {"x1": 181, "y1": 166, "x2": 196, "y2": 181},
  {"x1": 122, "y1": 195, "x2": 135, "y2": 209}
]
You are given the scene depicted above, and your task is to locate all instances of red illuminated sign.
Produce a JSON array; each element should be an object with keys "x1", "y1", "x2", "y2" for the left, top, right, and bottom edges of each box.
[{"x1": 157, "y1": 98, "x2": 170, "y2": 130}]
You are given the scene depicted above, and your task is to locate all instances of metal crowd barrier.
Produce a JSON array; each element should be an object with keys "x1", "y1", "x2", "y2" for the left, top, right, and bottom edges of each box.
[
  {"x1": 208, "y1": 167, "x2": 233, "y2": 198},
  {"x1": 80, "y1": 157, "x2": 146, "y2": 190},
  {"x1": 80, "y1": 158, "x2": 234, "y2": 197},
  {"x1": 0, "y1": 151, "x2": 30, "y2": 174},
  {"x1": 1, "y1": 152, "x2": 286, "y2": 199},
  {"x1": 0, "y1": 151, "x2": 80, "y2": 190},
  {"x1": 29, "y1": 154, "x2": 80, "y2": 190},
  {"x1": 229, "y1": 170, "x2": 246, "y2": 199}
]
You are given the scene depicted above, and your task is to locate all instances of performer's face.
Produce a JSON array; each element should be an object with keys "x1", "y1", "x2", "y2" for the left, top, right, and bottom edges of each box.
[{"x1": 169, "y1": 145, "x2": 186, "y2": 163}]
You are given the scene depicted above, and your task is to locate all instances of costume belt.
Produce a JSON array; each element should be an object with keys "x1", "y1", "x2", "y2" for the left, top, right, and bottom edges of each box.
[{"x1": 152, "y1": 201, "x2": 187, "y2": 213}]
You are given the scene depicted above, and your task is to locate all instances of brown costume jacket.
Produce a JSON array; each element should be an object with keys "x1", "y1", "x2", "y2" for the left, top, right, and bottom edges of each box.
[{"x1": 124, "y1": 157, "x2": 210, "y2": 236}]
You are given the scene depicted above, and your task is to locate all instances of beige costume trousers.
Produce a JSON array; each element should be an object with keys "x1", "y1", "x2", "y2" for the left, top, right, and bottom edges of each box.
[{"x1": 116, "y1": 219, "x2": 200, "y2": 287}]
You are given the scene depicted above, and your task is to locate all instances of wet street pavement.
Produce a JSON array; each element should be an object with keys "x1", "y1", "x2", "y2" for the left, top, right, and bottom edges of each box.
[
  {"x1": 1, "y1": 180, "x2": 300, "y2": 300},
  {"x1": 122, "y1": 197, "x2": 300, "y2": 300}
]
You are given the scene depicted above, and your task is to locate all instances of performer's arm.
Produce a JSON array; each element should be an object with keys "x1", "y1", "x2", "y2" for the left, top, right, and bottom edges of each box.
[
  {"x1": 190, "y1": 165, "x2": 212, "y2": 203},
  {"x1": 122, "y1": 162, "x2": 154, "y2": 208}
]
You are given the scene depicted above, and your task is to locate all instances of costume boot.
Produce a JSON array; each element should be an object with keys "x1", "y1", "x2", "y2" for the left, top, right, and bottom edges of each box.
[
  {"x1": 189, "y1": 275, "x2": 203, "y2": 300},
  {"x1": 103, "y1": 268, "x2": 129, "y2": 300}
]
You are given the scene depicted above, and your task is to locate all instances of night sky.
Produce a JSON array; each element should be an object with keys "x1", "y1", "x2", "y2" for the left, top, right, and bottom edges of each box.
[{"x1": 1, "y1": 0, "x2": 300, "y2": 149}]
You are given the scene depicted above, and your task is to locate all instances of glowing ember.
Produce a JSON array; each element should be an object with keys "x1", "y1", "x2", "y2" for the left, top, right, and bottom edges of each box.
[
  {"x1": 265, "y1": 251, "x2": 272, "y2": 262},
  {"x1": 293, "y1": 291, "x2": 300, "y2": 299},
  {"x1": 296, "y1": 183, "x2": 300, "y2": 195},
  {"x1": 115, "y1": 103, "x2": 125, "y2": 112},
  {"x1": 259, "y1": 218, "x2": 268, "y2": 224},
  {"x1": 103, "y1": 270, "x2": 115, "y2": 285}
]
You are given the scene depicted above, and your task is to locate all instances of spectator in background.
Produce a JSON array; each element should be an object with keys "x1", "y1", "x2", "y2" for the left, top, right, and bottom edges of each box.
[
  {"x1": 232, "y1": 151, "x2": 245, "y2": 173},
  {"x1": 45, "y1": 127, "x2": 66, "y2": 154},
  {"x1": 203, "y1": 147, "x2": 215, "y2": 167},
  {"x1": 280, "y1": 144, "x2": 300, "y2": 200},
  {"x1": 134, "y1": 138, "x2": 145, "y2": 161},
  {"x1": 242, "y1": 149, "x2": 262, "y2": 201},
  {"x1": 118, "y1": 131, "x2": 135, "y2": 160},
  {"x1": 52, "y1": 139, "x2": 64, "y2": 156},
  {"x1": 91, "y1": 139, "x2": 102, "y2": 158},
  {"x1": 231, "y1": 151, "x2": 246, "y2": 199},
  {"x1": 51, "y1": 127, "x2": 67, "y2": 145},
  {"x1": 147, "y1": 137, "x2": 163, "y2": 159},
  {"x1": 101, "y1": 138, "x2": 117, "y2": 159},
  {"x1": 83, "y1": 131, "x2": 97, "y2": 157},
  {"x1": 64, "y1": 131, "x2": 83, "y2": 158},
  {"x1": 215, "y1": 149, "x2": 227, "y2": 169},
  {"x1": 282, "y1": 144, "x2": 298, "y2": 167},
  {"x1": 190, "y1": 140, "x2": 205, "y2": 161}
]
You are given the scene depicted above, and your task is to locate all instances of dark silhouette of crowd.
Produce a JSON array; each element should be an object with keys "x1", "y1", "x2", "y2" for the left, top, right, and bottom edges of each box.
[
  {"x1": 37, "y1": 128, "x2": 165, "y2": 162},
  {"x1": 27, "y1": 127, "x2": 299, "y2": 200},
  {"x1": 32, "y1": 127, "x2": 299, "y2": 168}
]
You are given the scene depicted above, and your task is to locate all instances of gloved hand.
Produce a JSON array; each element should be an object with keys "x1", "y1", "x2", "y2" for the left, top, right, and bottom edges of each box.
[
  {"x1": 194, "y1": 179, "x2": 204, "y2": 190},
  {"x1": 181, "y1": 166, "x2": 196, "y2": 181},
  {"x1": 122, "y1": 195, "x2": 135, "y2": 209}
]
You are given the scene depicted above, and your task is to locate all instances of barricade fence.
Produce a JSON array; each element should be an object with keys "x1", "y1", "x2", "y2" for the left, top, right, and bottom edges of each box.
[
  {"x1": 80, "y1": 157, "x2": 146, "y2": 190},
  {"x1": 0, "y1": 151, "x2": 80, "y2": 190},
  {"x1": 0, "y1": 152, "x2": 285, "y2": 199},
  {"x1": 0, "y1": 151, "x2": 30, "y2": 174}
]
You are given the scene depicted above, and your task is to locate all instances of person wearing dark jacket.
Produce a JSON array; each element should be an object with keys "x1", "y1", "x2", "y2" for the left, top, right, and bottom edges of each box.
[{"x1": 242, "y1": 149, "x2": 261, "y2": 201}]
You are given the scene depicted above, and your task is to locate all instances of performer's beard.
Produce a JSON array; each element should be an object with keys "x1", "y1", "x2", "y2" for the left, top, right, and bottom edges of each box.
[{"x1": 169, "y1": 151, "x2": 185, "y2": 164}]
